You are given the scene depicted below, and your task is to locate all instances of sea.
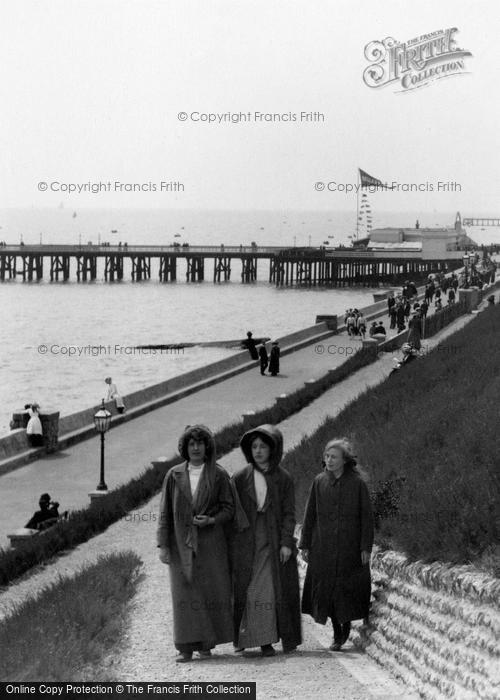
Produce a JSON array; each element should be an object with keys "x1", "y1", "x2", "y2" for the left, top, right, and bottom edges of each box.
[{"x1": 0, "y1": 207, "x2": 496, "y2": 435}]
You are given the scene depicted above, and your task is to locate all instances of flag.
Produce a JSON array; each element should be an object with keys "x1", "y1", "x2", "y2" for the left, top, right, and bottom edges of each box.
[{"x1": 359, "y1": 168, "x2": 385, "y2": 189}]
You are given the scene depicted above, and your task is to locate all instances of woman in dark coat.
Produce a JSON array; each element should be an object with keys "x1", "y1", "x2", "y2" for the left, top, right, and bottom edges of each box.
[
  {"x1": 299, "y1": 438, "x2": 374, "y2": 651},
  {"x1": 407, "y1": 312, "x2": 422, "y2": 350},
  {"x1": 231, "y1": 424, "x2": 301, "y2": 656},
  {"x1": 268, "y1": 341, "x2": 280, "y2": 376},
  {"x1": 157, "y1": 425, "x2": 234, "y2": 662}
]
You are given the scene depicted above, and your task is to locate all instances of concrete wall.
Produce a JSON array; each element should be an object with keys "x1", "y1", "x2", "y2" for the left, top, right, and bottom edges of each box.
[{"x1": 0, "y1": 321, "x2": 332, "y2": 469}]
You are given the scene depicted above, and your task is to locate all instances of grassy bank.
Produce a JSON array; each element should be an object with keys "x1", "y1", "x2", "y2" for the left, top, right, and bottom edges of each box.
[
  {"x1": 283, "y1": 306, "x2": 500, "y2": 572},
  {"x1": 0, "y1": 551, "x2": 142, "y2": 681}
]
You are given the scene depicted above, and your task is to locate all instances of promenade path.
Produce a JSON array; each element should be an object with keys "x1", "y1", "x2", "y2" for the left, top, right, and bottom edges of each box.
[
  {"x1": 0, "y1": 287, "x2": 450, "y2": 544},
  {"x1": 0, "y1": 303, "x2": 482, "y2": 698}
]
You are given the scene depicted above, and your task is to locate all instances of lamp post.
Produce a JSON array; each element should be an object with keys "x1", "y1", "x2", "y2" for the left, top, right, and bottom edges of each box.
[
  {"x1": 93, "y1": 399, "x2": 111, "y2": 491},
  {"x1": 463, "y1": 253, "x2": 469, "y2": 288}
]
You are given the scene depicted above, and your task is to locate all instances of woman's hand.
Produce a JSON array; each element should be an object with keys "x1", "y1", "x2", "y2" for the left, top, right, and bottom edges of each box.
[
  {"x1": 159, "y1": 547, "x2": 170, "y2": 565},
  {"x1": 280, "y1": 546, "x2": 292, "y2": 563},
  {"x1": 193, "y1": 515, "x2": 214, "y2": 528},
  {"x1": 361, "y1": 550, "x2": 370, "y2": 565},
  {"x1": 301, "y1": 549, "x2": 309, "y2": 563}
]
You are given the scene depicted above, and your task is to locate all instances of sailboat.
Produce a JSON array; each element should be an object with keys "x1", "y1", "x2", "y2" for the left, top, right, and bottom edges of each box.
[{"x1": 72, "y1": 211, "x2": 77, "y2": 218}]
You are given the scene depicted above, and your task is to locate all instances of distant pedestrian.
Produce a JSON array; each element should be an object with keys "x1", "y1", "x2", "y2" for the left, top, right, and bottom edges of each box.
[
  {"x1": 300, "y1": 438, "x2": 373, "y2": 652},
  {"x1": 346, "y1": 314, "x2": 356, "y2": 337},
  {"x1": 105, "y1": 377, "x2": 126, "y2": 413},
  {"x1": 25, "y1": 403, "x2": 43, "y2": 447},
  {"x1": 435, "y1": 298, "x2": 443, "y2": 311},
  {"x1": 245, "y1": 331, "x2": 259, "y2": 360},
  {"x1": 404, "y1": 300, "x2": 411, "y2": 321},
  {"x1": 387, "y1": 295, "x2": 395, "y2": 317},
  {"x1": 407, "y1": 312, "x2": 422, "y2": 350},
  {"x1": 268, "y1": 341, "x2": 280, "y2": 376},
  {"x1": 448, "y1": 288, "x2": 455, "y2": 305},
  {"x1": 396, "y1": 304, "x2": 406, "y2": 332},
  {"x1": 258, "y1": 344, "x2": 269, "y2": 375},
  {"x1": 389, "y1": 305, "x2": 397, "y2": 329},
  {"x1": 420, "y1": 300, "x2": 429, "y2": 318},
  {"x1": 356, "y1": 313, "x2": 366, "y2": 339}
]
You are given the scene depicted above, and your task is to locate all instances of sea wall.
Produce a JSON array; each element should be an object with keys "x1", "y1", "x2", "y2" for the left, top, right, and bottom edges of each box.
[
  {"x1": 0, "y1": 321, "x2": 334, "y2": 473},
  {"x1": 353, "y1": 549, "x2": 500, "y2": 700}
]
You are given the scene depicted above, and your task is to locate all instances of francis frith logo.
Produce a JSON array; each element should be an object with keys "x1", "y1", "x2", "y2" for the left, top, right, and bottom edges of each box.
[{"x1": 363, "y1": 28, "x2": 472, "y2": 92}]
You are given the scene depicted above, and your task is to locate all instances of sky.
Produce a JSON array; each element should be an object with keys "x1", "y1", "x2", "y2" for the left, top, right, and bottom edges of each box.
[{"x1": 1, "y1": 0, "x2": 499, "y2": 212}]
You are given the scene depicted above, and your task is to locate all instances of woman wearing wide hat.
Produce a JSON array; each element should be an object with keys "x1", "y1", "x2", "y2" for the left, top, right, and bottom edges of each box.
[{"x1": 231, "y1": 424, "x2": 301, "y2": 656}]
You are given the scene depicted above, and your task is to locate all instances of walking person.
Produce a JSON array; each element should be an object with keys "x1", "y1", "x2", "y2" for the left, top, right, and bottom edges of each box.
[
  {"x1": 245, "y1": 331, "x2": 259, "y2": 360},
  {"x1": 268, "y1": 341, "x2": 280, "y2": 376},
  {"x1": 357, "y1": 313, "x2": 366, "y2": 339},
  {"x1": 258, "y1": 343, "x2": 269, "y2": 375},
  {"x1": 231, "y1": 425, "x2": 302, "y2": 656},
  {"x1": 299, "y1": 438, "x2": 373, "y2": 651},
  {"x1": 396, "y1": 303, "x2": 406, "y2": 332},
  {"x1": 407, "y1": 312, "x2": 422, "y2": 351},
  {"x1": 157, "y1": 425, "x2": 235, "y2": 663}
]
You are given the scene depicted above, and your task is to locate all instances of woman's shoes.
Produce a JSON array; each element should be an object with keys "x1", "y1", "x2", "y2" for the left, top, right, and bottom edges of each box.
[
  {"x1": 176, "y1": 652, "x2": 193, "y2": 663},
  {"x1": 283, "y1": 645, "x2": 297, "y2": 654},
  {"x1": 341, "y1": 622, "x2": 351, "y2": 645},
  {"x1": 329, "y1": 640, "x2": 342, "y2": 651},
  {"x1": 261, "y1": 644, "x2": 276, "y2": 657},
  {"x1": 234, "y1": 647, "x2": 245, "y2": 653},
  {"x1": 198, "y1": 650, "x2": 212, "y2": 659}
]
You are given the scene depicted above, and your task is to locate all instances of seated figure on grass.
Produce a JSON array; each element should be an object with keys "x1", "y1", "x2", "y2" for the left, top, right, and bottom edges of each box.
[{"x1": 25, "y1": 493, "x2": 63, "y2": 531}]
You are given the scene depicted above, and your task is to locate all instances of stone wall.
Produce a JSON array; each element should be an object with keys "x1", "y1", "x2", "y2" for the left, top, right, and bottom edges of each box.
[{"x1": 353, "y1": 549, "x2": 500, "y2": 699}]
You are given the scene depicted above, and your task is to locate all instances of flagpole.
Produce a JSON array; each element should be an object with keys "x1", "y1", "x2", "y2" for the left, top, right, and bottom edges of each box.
[{"x1": 356, "y1": 169, "x2": 360, "y2": 241}]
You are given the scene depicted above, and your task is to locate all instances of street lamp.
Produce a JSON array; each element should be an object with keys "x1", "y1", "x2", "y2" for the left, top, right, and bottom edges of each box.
[
  {"x1": 462, "y1": 253, "x2": 470, "y2": 288},
  {"x1": 93, "y1": 399, "x2": 111, "y2": 491}
]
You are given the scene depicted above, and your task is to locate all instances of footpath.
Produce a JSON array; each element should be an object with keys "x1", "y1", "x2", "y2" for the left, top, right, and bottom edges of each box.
[
  {"x1": 0, "y1": 286, "x2": 455, "y2": 544},
  {"x1": 0, "y1": 296, "x2": 485, "y2": 698}
]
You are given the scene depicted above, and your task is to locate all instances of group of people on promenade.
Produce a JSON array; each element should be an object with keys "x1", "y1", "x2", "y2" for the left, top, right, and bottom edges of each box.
[
  {"x1": 157, "y1": 424, "x2": 373, "y2": 662},
  {"x1": 245, "y1": 332, "x2": 281, "y2": 376},
  {"x1": 344, "y1": 309, "x2": 367, "y2": 338}
]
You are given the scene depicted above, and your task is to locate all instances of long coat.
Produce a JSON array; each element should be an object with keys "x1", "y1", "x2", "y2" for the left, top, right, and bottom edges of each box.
[
  {"x1": 157, "y1": 462, "x2": 234, "y2": 649},
  {"x1": 407, "y1": 316, "x2": 422, "y2": 350},
  {"x1": 299, "y1": 469, "x2": 374, "y2": 625},
  {"x1": 268, "y1": 346, "x2": 280, "y2": 375},
  {"x1": 231, "y1": 462, "x2": 302, "y2": 650}
]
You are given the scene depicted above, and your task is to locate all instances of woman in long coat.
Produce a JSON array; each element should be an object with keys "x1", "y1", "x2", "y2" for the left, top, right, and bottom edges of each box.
[
  {"x1": 231, "y1": 424, "x2": 301, "y2": 656},
  {"x1": 299, "y1": 438, "x2": 373, "y2": 651},
  {"x1": 407, "y1": 312, "x2": 422, "y2": 350},
  {"x1": 157, "y1": 424, "x2": 234, "y2": 662}
]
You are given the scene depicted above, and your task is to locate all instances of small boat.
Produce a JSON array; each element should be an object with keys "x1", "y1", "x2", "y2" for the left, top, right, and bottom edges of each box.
[
  {"x1": 181, "y1": 226, "x2": 185, "y2": 230},
  {"x1": 328, "y1": 234, "x2": 334, "y2": 238},
  {"x1": 174, "y1": 233, "x2": 181, "y2": 238},
  {"x1": 322, "y1": 240, "x2": 329, "y2": 245},
  {"x1": 260, "y1": 227, "x2": 264, "y2": 230},
  {"x1": 111, "y1": 229, "x2": 118, "y2": 233}
]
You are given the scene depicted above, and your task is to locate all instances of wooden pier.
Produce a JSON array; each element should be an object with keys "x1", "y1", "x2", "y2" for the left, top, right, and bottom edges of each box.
[{"x1": 0, "y1": 244, "x2": 465, "y2": 286}]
